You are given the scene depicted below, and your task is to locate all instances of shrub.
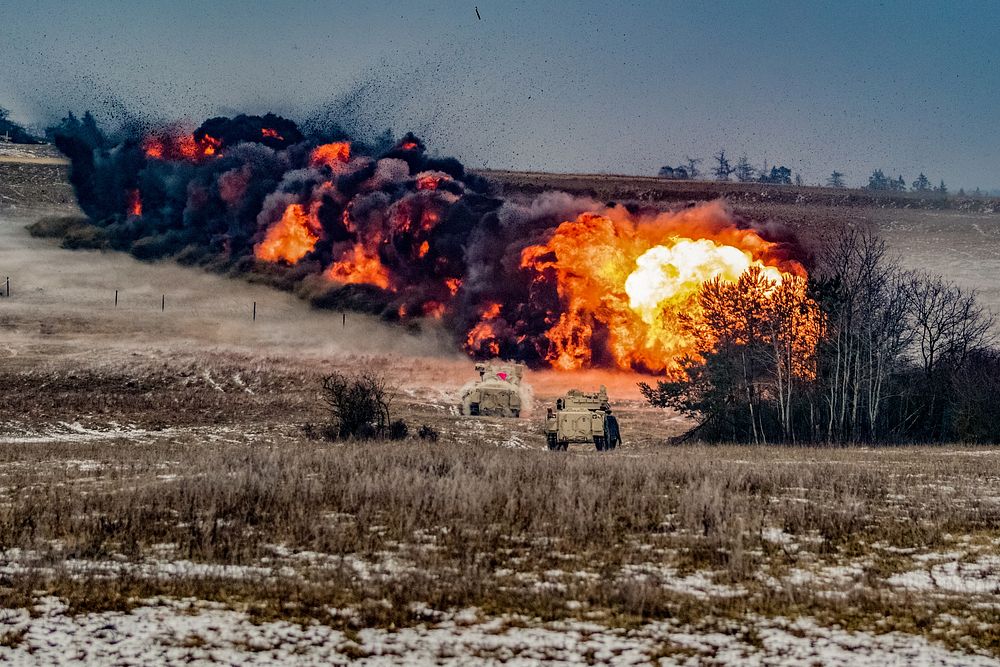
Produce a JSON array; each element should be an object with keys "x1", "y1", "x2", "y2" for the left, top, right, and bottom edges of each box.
[
  {"x1": 320, "y1": 371, "x2": 395, "y2": 440},
  {"x1": 388, "y1": 419, "x2": 408, "y2": 440},
  {"x1": 417, "y1": 424, "x2": 439, "y2": 442},
  {"x1": 26, "y1": 216, "x2": 90, "y2": 238},
  {"x1": 61, "y1": 224, "x2": 107, "y2": 250}
]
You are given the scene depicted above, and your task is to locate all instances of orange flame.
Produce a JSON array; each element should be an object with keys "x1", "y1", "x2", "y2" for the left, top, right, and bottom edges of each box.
[
  {"x1": 325, "y1": 245, "x2": 391, "y2": 290},
  {"x1": 518, "y1": 202, "x2": 811, "y2": 374},
  {"x1": 177, "y1": 135, "x2": 199, "y2": 159},
  {"x1": 254, "y1": 203, "x2": 321, "y2": 264},
  {"x1": 127, "y1": 189, "x2": 142, "y2": 216},
  {"x1": 416, "y1": 173, "x2": 448, "y2": 190},
  {"x1": 466, "y1": 302, "x2": 503, "y2": 356},
  {"x1": 310, "y1": 141, "x2": 351, "y2": 167},
  {"x1": 143, "y1": 132, "x2": 221, "y2": 161},
  {"x1": 423, "y1": 301, "x2": 446, "y2": 318},
  {"x1": 261, "y1": 128, "x2": 283, "y2": 140},
  {"x1": 143, "y1": 137, "x2": 164, "y2": 160},
  {"x1": 200, "y1": 134, "x2": 222, "y2": 156},
  {"x1": 445, "y1": 278, "x2": 462, "y2": 296},
  {"x1": 399, "y1": 140, "x2": 419, "y2": 150}
]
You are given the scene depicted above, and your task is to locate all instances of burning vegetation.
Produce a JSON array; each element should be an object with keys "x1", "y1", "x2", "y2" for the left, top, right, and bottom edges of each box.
[{"x1": 51, "y1": 112, "x2": 813, "y2": 376}]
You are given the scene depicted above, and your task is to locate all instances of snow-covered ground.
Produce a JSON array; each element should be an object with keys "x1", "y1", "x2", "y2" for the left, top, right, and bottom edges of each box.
[{"x1": 1, "y1": 598, "x2": 998, "y2": 666}]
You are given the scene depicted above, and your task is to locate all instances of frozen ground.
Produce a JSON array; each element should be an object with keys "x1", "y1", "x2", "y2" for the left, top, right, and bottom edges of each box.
[
  {"x1": 3, "y1": 195, "x2": 1000, "y2": 664},
  {"x1": 2, "y1": 599, "x2": 999, "y2": 666}
]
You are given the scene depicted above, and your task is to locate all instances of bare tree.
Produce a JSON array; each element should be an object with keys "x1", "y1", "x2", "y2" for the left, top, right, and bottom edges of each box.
[
  {"x1": 816, "y1": 229, "x2": 914, "y2": 442},
  {"x1": 764, "y1": 274, "x2": 820, "y2": 441},
  {"x1": 644, "y1": 267, "x2": 820, "y2": 444},
  {"x1": 712, "y1": 150, "x2": 734, "y2": 181},
  {"x1": 902, "y1": 274, "x2": 994, "y2": 438},
  {"x1": 684, "y1": 156, "x2": 703, "y2": 180},
  {"x1": 906, "y1": 274, "x2": 993, "y2": 378}
]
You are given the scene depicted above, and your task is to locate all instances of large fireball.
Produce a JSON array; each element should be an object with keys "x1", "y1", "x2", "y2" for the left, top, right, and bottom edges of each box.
[
  {"x1": 519, "y1": 202, "x2": 807, "y2": 375},
  {"x1": 625, "y1": 239, "x2": 785, "y2": 324}
]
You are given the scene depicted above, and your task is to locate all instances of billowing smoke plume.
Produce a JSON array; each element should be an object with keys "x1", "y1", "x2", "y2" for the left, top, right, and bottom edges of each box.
[{"x1": 53, "y1": 113, "x2": 810, "y2": 373}]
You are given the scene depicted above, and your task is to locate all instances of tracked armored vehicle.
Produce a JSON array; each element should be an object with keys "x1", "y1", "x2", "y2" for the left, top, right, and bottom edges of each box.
[
  {"x1": 461, "y1": 361, "x2": 525, "y2": 418},
  {"x1": 544, "y1": 386, "x2": 621, "y2": 451}
]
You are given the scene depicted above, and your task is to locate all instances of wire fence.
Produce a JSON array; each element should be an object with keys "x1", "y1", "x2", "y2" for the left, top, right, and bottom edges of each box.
[{"x1": 0, "y1": 275, "x2": 352, "y2": 327}]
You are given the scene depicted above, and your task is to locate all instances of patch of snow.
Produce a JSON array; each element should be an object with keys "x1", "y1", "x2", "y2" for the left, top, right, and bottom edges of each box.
[
  {"x1": 501, "y1": 432, "x2": 527, "y2": 449},
  {"x1": 617, "y1": 563, "x2": 746, "y2": 599},
  {"x1": 761, "y1": 527, "x2": 794, "y2": 545},
  {"x1": 888, "y1": 555, "x2": 1000, "y2": 595},
  {"x1": 0, "y1": 421, "x2": 169, "y2": 445},
  {"x1": 784, "y1": 564, "x2": 865, "y2": 588},
  {"x1": 0, "y1": 599, "x2": 997, "y2": 666},
  {"x1": 0, "y1": 552, "x2": 296, "y2": 582}
]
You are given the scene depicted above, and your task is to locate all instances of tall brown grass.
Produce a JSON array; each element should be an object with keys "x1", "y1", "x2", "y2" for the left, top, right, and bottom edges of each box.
[{"x1": 1, "y1": 438, "x2": 998, "y2": 651}]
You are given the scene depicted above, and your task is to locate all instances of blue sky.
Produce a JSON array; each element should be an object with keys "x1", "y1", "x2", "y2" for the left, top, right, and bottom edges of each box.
[{"x1": 1, "y1": 0, "x2": 997, "y2": 189}]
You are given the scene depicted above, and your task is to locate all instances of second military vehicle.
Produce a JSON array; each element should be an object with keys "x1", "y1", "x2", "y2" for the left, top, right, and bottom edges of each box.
[
  {"x1": 461, "y1": 361, "x2": 525, "y2": 418},
  {"x1": 544, "y1": 386, "x2": 621, "y2": 451}
]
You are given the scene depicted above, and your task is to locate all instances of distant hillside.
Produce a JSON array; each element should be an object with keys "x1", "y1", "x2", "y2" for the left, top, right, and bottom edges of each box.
[{"x1": 477, "y1": 169, "x2": 1000, "y2": 214}]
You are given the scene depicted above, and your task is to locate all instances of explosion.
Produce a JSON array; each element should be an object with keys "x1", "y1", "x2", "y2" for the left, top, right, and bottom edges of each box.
[
  {"x1": 53, "y1": 113, "x2": 815, "y2": 376},
  {"x1": 254, "y1": 203, "x2": 321, "y2": 264},
  {"x1": 518, "y1": 203, "x2": 806, "y2": 374},
  {"x1": 143, "y1": 131, "x2": 221, "y2": 161},
  {"x1": 625, "y1": 240, "x2": 784, "y2": 323},
  {"x1": 310, "y1": 141, "x2": 351, "y2": 167},
  {"x1": 325, "y1": 245, "x2": 392, "y2": 290}
]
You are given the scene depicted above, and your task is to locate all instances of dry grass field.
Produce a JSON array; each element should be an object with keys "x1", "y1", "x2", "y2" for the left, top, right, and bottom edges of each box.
[{"x1": 2, "y1": 154, "x2": 1000, "y2": 664}]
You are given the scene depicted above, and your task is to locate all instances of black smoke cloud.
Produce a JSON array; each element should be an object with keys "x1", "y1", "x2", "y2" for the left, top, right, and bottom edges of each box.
[{"x1": 51, "y1": 112, "x2": 808, "y2": 369}]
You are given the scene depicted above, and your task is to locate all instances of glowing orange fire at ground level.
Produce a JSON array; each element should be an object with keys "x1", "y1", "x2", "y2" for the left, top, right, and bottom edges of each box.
[
  {"x1": 248, "y1": 181, "x2": 816, "y2": 376},
  {"x1": 143, "y1": 132, "x2": 222, "y2": 161},
  {"x1": 127, "y1": 189, "x2": 142, "y2": 216},
  {"x1": 254, "y1": 203, "x2": 321, "y2": 264},
  {"x1": 325, "y1": 245, "x2": 392, "y2": 290}
]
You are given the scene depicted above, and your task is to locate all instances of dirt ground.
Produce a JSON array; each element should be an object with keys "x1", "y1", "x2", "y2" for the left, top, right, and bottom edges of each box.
[
  {"x1": 2, "y1": 153, "x2": 1000, "y2": 664},
  {"x1": 0, "y1": 201, "x2": 670, "y2": 449}
]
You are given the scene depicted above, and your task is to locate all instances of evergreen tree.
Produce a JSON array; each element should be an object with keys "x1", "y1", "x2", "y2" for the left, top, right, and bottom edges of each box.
[
  {"x1": 912, "y1": 173, "x2": 931, "y2": 192},
  {"x1": 734, "y1": 155, "x2": 755, "y2": 182},
  {"x1": 867, "y1": 169, "x2": 890, "y2": 190}
]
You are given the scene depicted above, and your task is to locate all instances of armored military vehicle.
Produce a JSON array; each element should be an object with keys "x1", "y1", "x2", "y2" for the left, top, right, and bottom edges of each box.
[
  {"x1": 544, "y1": 386, "x2": 621, "y2": 451},
  {"x1": 461, "y1": 361, "x2": 525, "y2": 418}
]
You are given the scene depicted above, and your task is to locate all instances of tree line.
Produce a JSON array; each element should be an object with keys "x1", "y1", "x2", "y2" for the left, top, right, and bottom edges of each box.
[
  {"x1": 659, "y1": 150, "x2": 801, "y2": 185},
  {"x1": 659, "y1": 150, "x2": 985, "y2": 196},
  {"x1": 0, "y1": 107, "x2": 41, "y2": 143},
  {"x1": 641, "y1": 229, "x2": 999, "y2": 444}
]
